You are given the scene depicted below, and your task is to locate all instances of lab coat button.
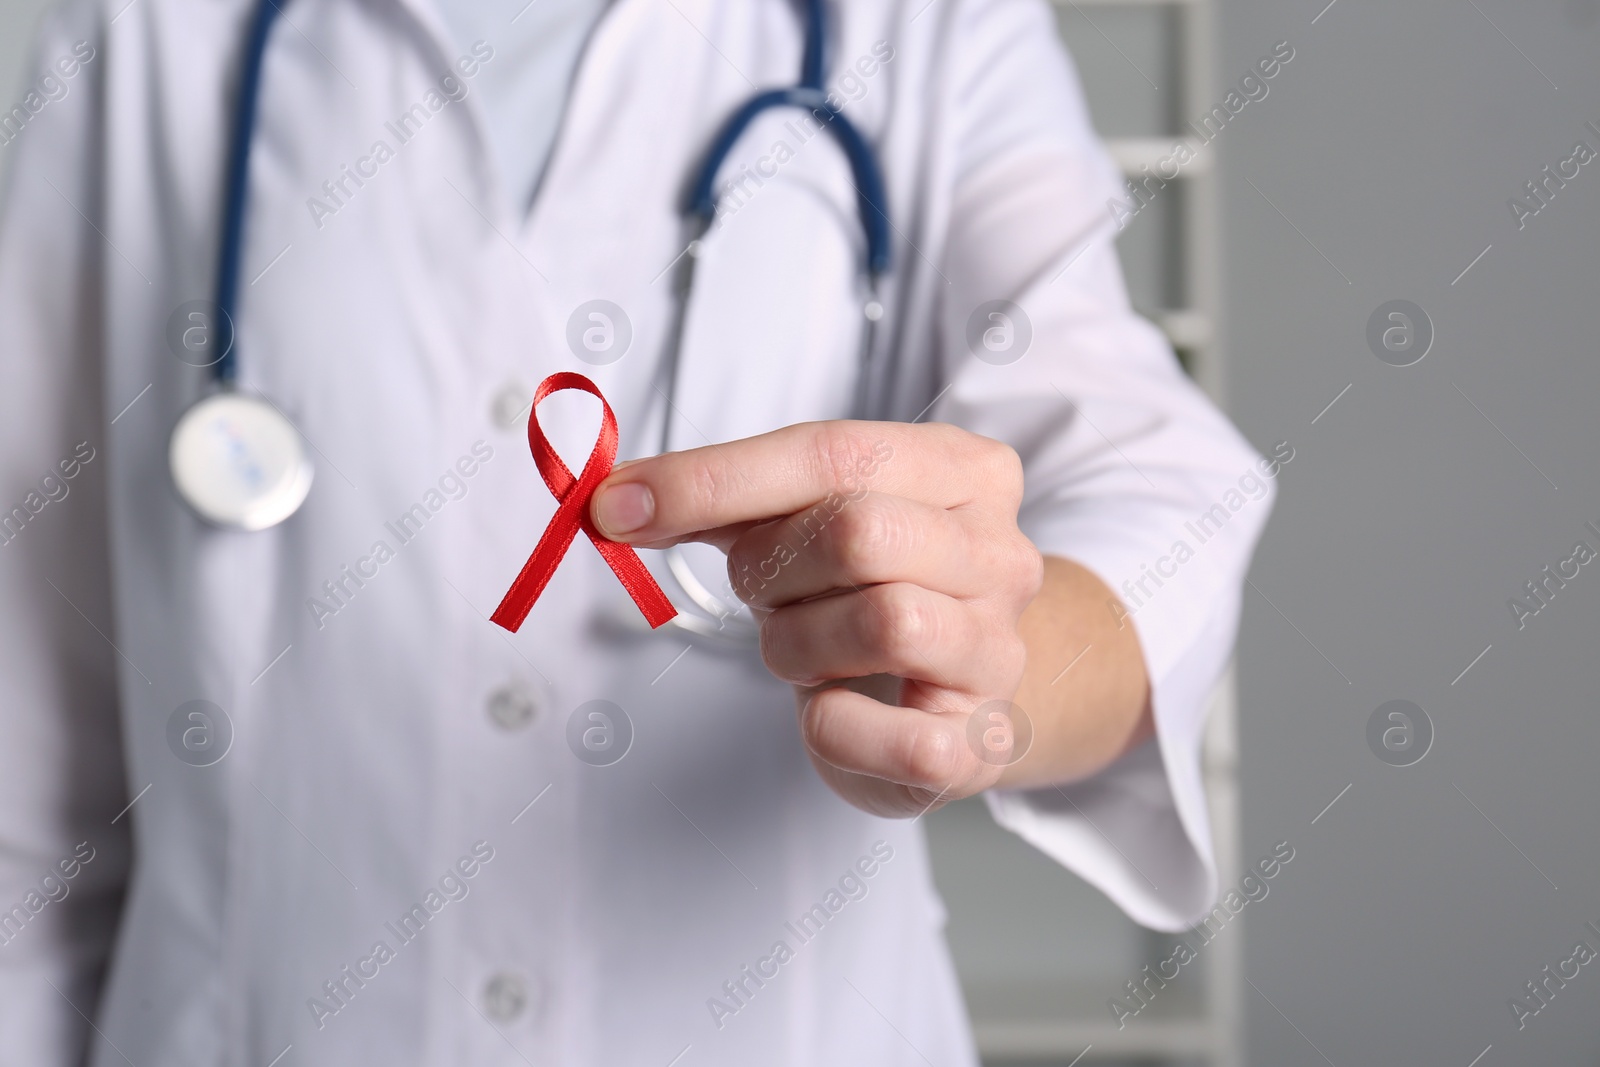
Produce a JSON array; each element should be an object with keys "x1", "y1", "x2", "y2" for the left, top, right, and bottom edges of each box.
[
  {"x1": 491, "y1": 380, "x2": 533, "y2": 430},
  {"x1": 482, "y1": 971, "x2": 529, "y2": 1023},
  {"x1": 487, "y1": 681, "x2": 539, "y2": 732}
]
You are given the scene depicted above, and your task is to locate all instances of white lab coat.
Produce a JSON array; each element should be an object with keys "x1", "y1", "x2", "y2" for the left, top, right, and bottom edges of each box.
[{"x1": 0, "y1": 0, "x2": 1272, "y2": 1063}]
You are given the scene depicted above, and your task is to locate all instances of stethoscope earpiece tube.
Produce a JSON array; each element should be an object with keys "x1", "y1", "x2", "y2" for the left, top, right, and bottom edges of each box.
[
  {"x1": 799, "y1": 0, "x2": 827, "y2": 90},
  {"x1": 656, "y1": 0, "x2": 895, "y2": 643},
  {"x1": 684, "y1": 86, "x2": 891, "y2": 277},
  {"x1": 213, "y1": 0, "x2": 288, "y2": 386}
]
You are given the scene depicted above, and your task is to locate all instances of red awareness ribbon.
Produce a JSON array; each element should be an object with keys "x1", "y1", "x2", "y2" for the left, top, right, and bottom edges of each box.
[{"x1": 490, "y1": 372, "x2": 677, "y2": 632}]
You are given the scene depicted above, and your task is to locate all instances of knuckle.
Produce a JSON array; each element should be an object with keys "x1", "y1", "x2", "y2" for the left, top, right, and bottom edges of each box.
[
  {"x1": 898, "y1": 720, "x2": 962, "y2": 786},
  {"x1": 725, "y1": 532, "x2": 759, "y2": 582},
  {"x1": 970, "y1": 526, "x2": 1042, "y2": 604},
  {"x1": 726, "y1": 529, "x2": 778, "y2": 604},
  {"x1": 985, "y1": 438, "x2": 1025, "y2": 491},
  {"x1": 815, "y1": 423, "x2": 880, "y2": 496},
  {"x1": 862, "y1": 584, "x2": 933, "y2": 665},
  {"x1": 1013, "y1": 539, "x2": 1046, "y2": 599},
  {"x1": 829, "y1": 497, "x2": 905, "y2": 580},
  {"x1": 995, "y1": 634, "x2": 1029, "y2": 684},
  {"x1": 923, "y1": 421, "x2": 965, "y2": 449},
  {"x1": 757, "y1": 611, "x2": 803, "y2": 679}
]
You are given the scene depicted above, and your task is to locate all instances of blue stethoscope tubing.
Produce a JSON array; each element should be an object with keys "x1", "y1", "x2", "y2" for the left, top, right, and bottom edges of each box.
[
  {"x1": 164, "y1": 0, "x2": 305, "y2": 531},
  {"x1": 655, "y1": 0, "x2": 895, "y2": 640},
  {"x1": 213, "y1": 0, "x2": 285, "y2": 385},
  {"x1": 663, "y1": 79, "x2": 892, "y2": 442},
  {"x1": 666, "y1": 0, "x2": 894, "y2": 442},
  {"x1": 214, "y1": 0, "x2": 892, "y2": 639},
  {"x1": 214, "y1": 0, "x2": 890, "y2": 387}
]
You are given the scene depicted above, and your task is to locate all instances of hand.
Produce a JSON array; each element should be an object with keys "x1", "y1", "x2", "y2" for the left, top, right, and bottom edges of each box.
[{"x1": 591, "y1": 422, "x2": 1045, "y2": 817}]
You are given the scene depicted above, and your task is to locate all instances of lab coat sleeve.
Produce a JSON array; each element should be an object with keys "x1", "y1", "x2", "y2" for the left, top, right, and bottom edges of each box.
[
  {"x1": 0, "y1": 5, "x2": 131, "y2": 1063},
  {"x1": 921, "y1": 0, "x2": 1274, "y2": 931}
]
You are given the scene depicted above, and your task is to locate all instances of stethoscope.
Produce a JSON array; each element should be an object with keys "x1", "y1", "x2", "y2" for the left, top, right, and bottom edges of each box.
[
  {"x1": 648, "y1": 0, "x2": 893, "y2": 645},
  {"x1": 173, "y1": 0, "x2": 891, "y2": 649},
  {"x1": 168, "y1": 0, "x2": 313, "y2": 531}
]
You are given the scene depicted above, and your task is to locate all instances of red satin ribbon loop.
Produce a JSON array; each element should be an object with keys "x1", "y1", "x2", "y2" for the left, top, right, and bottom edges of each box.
[{"x1": 491, "y1": 372, "x2": 677, "y2": 632}]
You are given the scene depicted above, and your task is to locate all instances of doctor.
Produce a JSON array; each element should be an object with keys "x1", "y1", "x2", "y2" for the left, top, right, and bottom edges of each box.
[{"x1": 0, "y1": 0, "x2": 1271, "y2": 1063}]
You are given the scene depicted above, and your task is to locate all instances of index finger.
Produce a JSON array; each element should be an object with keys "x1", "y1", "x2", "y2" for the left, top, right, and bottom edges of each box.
[{"x1": 589, "y1": 421, "x2": 996, "y2": 547}]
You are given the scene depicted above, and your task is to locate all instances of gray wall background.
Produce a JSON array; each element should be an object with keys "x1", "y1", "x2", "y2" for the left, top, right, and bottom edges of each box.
[{"x1": 1222, "y1": 0, "x2": 1600, "y2": 1064}]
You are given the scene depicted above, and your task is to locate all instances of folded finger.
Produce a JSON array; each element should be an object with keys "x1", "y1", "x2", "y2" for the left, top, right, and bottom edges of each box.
[
  {"x1": 728, "y1": 492, "x2": 1033, "y2": 609},
  {"x1": 799, "y1": 685, "x2": 990, "y2": 794},
  {"x1": 758, "y1": 582, "x2": 1002, "y2": 693}
]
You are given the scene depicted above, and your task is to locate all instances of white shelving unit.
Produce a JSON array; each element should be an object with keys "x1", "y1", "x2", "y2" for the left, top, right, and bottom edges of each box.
[{"x1": 1092, "y1": 0, "x2": 1224, "y2": 399}]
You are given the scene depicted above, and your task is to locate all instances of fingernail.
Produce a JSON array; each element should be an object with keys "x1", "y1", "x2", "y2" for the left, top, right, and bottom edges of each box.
[{"x1": 594, "y1": 481, "x2": 654, "y2": 536}]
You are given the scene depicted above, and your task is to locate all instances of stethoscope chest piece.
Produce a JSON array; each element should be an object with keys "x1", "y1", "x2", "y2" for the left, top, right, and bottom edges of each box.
[{"x1": 169, "y1": 392, "x2": 313, "y2": 531}]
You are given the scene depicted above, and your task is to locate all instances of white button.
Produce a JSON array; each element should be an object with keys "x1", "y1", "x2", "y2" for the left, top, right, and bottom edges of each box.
[
  {"x1": 487, "y1": 680, "x2": 540, "y2": 733},
  {"x1": 491, "y1": 380, "x2": 533, "y2": 431},
  {"x1": 482, "y1": 971, "x2": 529, "y2": 1023}
]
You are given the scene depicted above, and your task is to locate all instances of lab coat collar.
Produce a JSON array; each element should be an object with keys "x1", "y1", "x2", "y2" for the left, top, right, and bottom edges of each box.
[
  {"x1": 369, "y1": 0, "x2": 504, "y2": 221},
  {"x1": 368, "y1": 0, "x2": 637, "y2": 238}
]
